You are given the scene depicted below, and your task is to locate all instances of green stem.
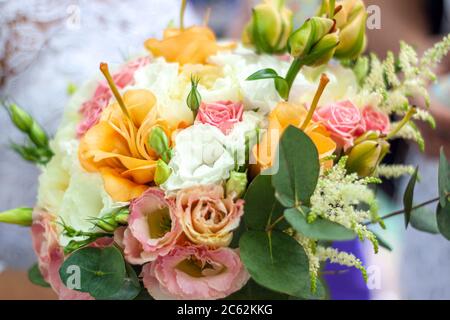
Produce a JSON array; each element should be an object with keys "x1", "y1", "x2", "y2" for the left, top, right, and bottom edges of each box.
[
  {"x1": 284, "y1": 58, "x2": 305, "y2": 100},
  {"x1": 386, "y1": 107, "x2": 417, "y2": 140},
  {"x1": 328, "y1": 0, "x2": 336, "y2": 18},
  {"x1": 266, "y1": 215, "x2": 285, "y2": 232}
]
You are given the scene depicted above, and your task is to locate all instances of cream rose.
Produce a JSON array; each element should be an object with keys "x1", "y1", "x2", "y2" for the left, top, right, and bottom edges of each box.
[{"x1": 174, "y1": 184, "x2": 244, "y2": 247}]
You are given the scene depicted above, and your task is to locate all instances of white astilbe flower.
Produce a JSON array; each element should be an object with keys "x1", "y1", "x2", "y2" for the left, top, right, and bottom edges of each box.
[
  {"x1": 309, "y1": 157, "x2": 381, "y2": 253},
  {"x1": 294, "y1": 233, "x2": 320, "y2": 293},
  {"x1": 316, "y1": 247, "x2": 368, "y2": 282},
  {"x1": 390, "y1": 121, "x2": 425, "y2": 151},
  {"x1": 376, "y1": 164, "x2": 416, "y2": 179},
  {"x1": 412, "y1": 109, "x2": 436, "y2": 128},
  {"x1": 384, "y1": 51, "x2": 400, "y2": 88}
]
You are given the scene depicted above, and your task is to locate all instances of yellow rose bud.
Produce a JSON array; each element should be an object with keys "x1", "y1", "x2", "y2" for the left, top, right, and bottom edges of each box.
[
  {"x1": 243, "y1": 0, "x2": 293, "y2": 53},
  {"x1": 346, "y1": 132, "x2": 390, "y2": 177},
  {"x1": 288, "y1": 17, "x2": 339, "y2": 66},
  {"x1": 319, "y1": 0, "x2": 368, "y2": 60}
]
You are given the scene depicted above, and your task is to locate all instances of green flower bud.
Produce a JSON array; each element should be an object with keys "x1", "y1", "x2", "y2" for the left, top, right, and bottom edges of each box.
[
  {"x1": 148, "y1": 126, "x2": 171, "y2": 163},
  {"x1": 319, "y1": 0, "x2": 367, "y2": 60},
  {"x1": 0, "y1": 207, "x2": 33, "y2": 226},
  {"x1": 67, "y1": 82, "x2": 78, "y2": 96},
  {"x1": 288, "y1": 17, "x2": 339, "y2": 66},
  {"x1": 7, "y1": 103, "x2": 33, "y2": 133},
  {"x1": 155, "y1": 159, "x2": 172, "y2": 186},
  {"x1": 114, "y1": 207, "x2": 130, "y2": 225},
  {"x1": 225, "y1": 171, "x2": 248, "y2": 198},
  {"x1": 242, "y1": 0, "x2": 293, "y2": 53},
  {"x1": 95, "y1": 214, "x2": 118, "y2": 232},
  {"x1": 186, "y1": 76, "x2": 202, "y2": 117},
  {"x1": 29, "y1": 122, "x2": 49, "y2": 148},
  {"x1": 346, "y1": 132, "x2": 390, "y2": 177}
]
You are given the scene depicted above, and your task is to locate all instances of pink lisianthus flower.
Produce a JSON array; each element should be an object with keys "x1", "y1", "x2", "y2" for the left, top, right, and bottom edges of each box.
[
  {"x1": 313, "y1": 100, "x2": 366, "y2": 150},
  {"x1": 141, "y1": 245, "x2": 250, "y2": 300},
  {"x1": 175, "y1": 185, "x2": 244, "y2": 248},
  {"x1": 196, "y1": 101, "x2": 244, "y2": 134},
  {"x1": 31, "y1": 209, "x2": 94, "y2": 300},
  {"x1": 76, "y1": 56, "x2": 150, "y2": 137},
  {"x1": 115, "y1": 188, "x2": 182, "y2": 265},
  {"x1": 362, "y1": 106, "x2": 390, "y2": 135}
]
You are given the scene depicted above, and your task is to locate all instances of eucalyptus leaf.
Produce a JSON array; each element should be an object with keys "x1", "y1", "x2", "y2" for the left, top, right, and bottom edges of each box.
[
  {"x1": 284, "y1": 207, "x2": 356, "y2": 241},
  {"x1": 239, "y1": 230, "x2": 325, "y2": 299},
  {"x1": 28, "y1": 263, "x2": 50, "y2": 288},
  {"x1": 243, "y1": 174, "x2": 285, "y2": 231},
  {"x1": 403, "y1": 166, "x2": 419, "y2": 228},
  {"x1": 437, "y1": 203, "x2": 450, "y2": 241},
  {"x1": 439, "y1": 148, "x2": 450, "y2": 208},
  {"x1": 59, "y1": 246, "x2": 126, "y2": 299},
  {"x1": 272, "y1": 126, "x2": 320, "y2": 208},
  {"x1": 224, "y1": 279, "x2": 289, "y2": 300},
  {"x1": 410, "y1": 208, "x2": 439, "y2": 234},
  {"x1": 100, "y1": 263, "x2": 141, "y2": 300}
]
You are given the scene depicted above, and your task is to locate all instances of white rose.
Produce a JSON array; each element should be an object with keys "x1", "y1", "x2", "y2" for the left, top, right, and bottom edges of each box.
[{"x1": 162, "y1": 124, "x2": 235, "y2": 192}]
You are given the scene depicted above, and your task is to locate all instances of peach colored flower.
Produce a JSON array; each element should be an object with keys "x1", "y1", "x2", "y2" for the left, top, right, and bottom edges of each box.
[
  {"x1": 141, "y1": 245, "x2": 249, "y2": 300},
  {"x1": 362, "y1": 105, "x2": 390, "y2": 135},
  {"x1": 77, "y1": 57, "x2": 150, "y2": 137},
  {"x1": 196, "y1": 101, "x2": 244, "y2": 135},
  {"x1": 31, "y1": 209, "x2": 93, "y2": 300},
  {"x1": 314, "y1": 100, "x2": 366, "y2": 150},
  {"x1": 115, "y1": 188, "x2": 182, "y2": 265},
  {"x1": 175, "y1": 185, "x2": 244, "y2": 248}
]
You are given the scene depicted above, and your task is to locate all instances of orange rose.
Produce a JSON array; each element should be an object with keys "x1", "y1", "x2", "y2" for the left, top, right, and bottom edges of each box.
[
  {"x1": 253, "y1": 102, "x2": 336, "y2": 171},
  {"x1": 144, "y1": 26, "x2": 235, "y2": 65},
  {"x1": 79, "y1": 89, "x2": 184, "y2": 202}
]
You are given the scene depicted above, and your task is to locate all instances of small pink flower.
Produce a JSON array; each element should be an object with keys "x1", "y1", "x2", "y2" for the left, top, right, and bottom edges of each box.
[
  {"x1": 314, "y1": 100, "x2": 366, "y2": 150},
  {"x1": 196, "y1": 101, "x2": 244, "y2": 134},
  {"x1": 31, "y1": 209, "x2": 93, "y2": 300},
  {"x1": 76, "y1": 56, "x2": 150, "y2": 137},
  {"x1": 141, "y1": 245, "x2": 250, "y2": 300},
  {"x1": 175, "y1": 185, "x2": 244, "y2": 248},
  {"x1": 362, "y1": 106, "x2": 390, "y2": 135},
  {"x1": 117, "y1": 188, "x2": 182, "y2": 265}
]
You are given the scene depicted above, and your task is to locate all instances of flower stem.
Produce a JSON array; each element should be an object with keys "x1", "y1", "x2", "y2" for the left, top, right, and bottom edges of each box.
[
  {"x1": 284, "y1": 58, "x2": 305, "y2": 99},
  {"x1": 301, "y1": 73, "x2": 330, "y2": 130},
  {"x1": 180, "y1": 0, "x2": 187, "y2": 30},
  {"x1": 266, "y1": 215, "x2": 285, "y2": 232},
  {"x1": 328, "y1": 0, "x2": 336, "y2": 18},
  {"x1": 99, "y1": 62, "x2": 131, "y2": 119},
  {"x1": 386, "y1": 107, "x2": 417, "y2": 140}
]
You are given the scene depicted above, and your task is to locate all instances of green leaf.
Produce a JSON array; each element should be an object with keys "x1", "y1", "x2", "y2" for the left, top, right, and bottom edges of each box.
[
  {"x1": 246, "y1": 68, "x2": 280, "y2": 81},
  {"x1": 28, "y1": 264, "x2": 50, "y2": 288},
  {"x1": 284, "y1": 207, "x2": 356, "y2": 241},
  {"x1": 272, "y1": 126, "x2": 320, "y2": 208},
  {"x1": 274, "y1": 78, "x2": 289, "y2": 100},
  {"x1": 100, "y1": 263, "x2": 141, "y2": 300},
  {"x1": 437, "y1": 203, "x2": 450, "y2": 241},
  {"x1": 239, "y1": 230, "x2": 325, "y2": 299},
  {"x1": 410, "y1": 208, "x2": 439, "y2": 234},
  {"x1": 439, "y1": 148, "x2": 450, "y2": 208},
  {"x1": 59, "y1": 246, "x2": 126, "y2": 299},
  {"x1": 403, "y1": 166, "x2": 419, "y2": 228},
  {"x1": 224, "y1": 279, "x2": 289, "y2": 300},
  {"x1": 243, "y1": 174, "x2": 285, "y2": 231}
]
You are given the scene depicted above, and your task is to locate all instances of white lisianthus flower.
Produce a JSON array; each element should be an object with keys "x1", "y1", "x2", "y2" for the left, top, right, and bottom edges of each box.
[
  {"x1": 209, "y1": 46, "x2": 290, "y2": 114},
  {"x1": 162, "y1": 124, "x2": 235, "y2": 192}
]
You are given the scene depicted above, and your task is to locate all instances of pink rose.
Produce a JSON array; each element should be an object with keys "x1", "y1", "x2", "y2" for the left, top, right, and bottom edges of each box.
[
  {"x1": 175, "y1": 185, "x2": 244, "y2": 247},
  {"x1": 76, "y1": 56, "x2": 150, "y2": 137},
  {"x1": 314, "y1": 100, "x2": 366, "y2": 150},
  {"x1": 141, "y1": 245, "x2": 250, "y2": 300},
  {"x1": 196, "y1": 101, "x2": 244, "y2": 134},
  {"x1": 116, "y1": 188, "x2": 182, "y2": 265},
  {"x1": 362, "y1": 106, "x2": 390, "y2": 134},
  {"x1": 31, "y1": 209, "x2": 93, "y2": 300}
]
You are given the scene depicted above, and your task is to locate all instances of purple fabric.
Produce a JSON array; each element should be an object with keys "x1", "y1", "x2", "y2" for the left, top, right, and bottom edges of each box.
[{"x1": 323, "y1": 240, "x2": 371, "y2": 300}]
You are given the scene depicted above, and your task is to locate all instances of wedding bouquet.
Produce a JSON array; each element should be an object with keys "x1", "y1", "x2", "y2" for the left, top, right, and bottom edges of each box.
[{"x1": 1, "y1": 0, "x2": 450, "y2": 300}]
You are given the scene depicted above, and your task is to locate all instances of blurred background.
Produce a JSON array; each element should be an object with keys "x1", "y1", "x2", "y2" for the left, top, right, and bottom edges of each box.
[{"x1": 0, "y1": 0, "x2": 450, "y2": 299}]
